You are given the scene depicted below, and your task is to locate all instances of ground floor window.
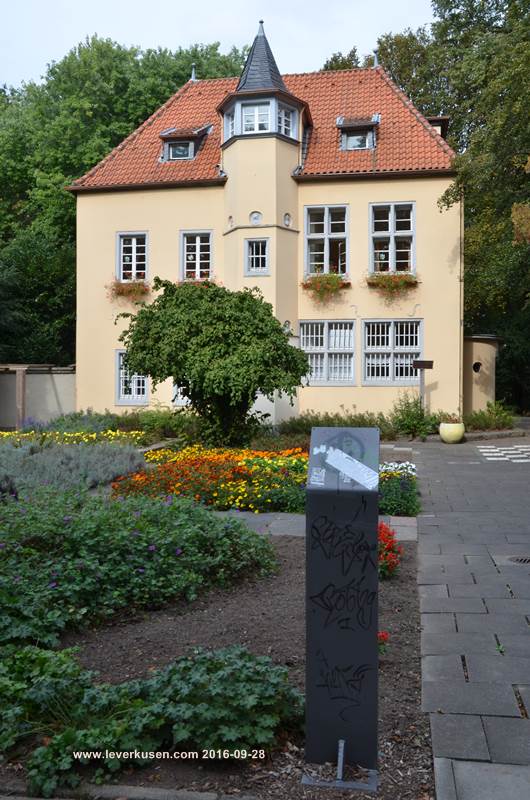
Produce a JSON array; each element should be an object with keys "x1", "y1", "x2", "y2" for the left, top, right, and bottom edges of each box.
[
  {"x1": 300, "y1": 320, "x2": 355, "y2": 384},
  {"x1": 182, "y1": 232, "x2": 212, "y2": 280},
  {"x1": 363, "y1": 320, "x2": 421, "y2": 383},
  {"x1": 116, "y1": 351, "x2": 148, "y2": 404}
]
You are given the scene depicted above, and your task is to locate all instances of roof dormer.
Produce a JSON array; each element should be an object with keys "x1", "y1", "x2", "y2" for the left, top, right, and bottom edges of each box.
[
  {"x1": 159, "y1": 124, "x2": 212, "y2": 162},
  {"x1": 336, "y1": 114, "x2": 380, "y2": 151}
]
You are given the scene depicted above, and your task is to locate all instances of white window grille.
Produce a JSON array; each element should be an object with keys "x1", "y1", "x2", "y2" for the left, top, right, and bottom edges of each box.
[
  {"x1": 300, "y1": 321, "x2": 355, "y2": 383},
  {"x1": 227, "y1": 110, "x2": 235, "y2": 138},
  {"x1": 363, "y1": 320, "x2": 421, "y2": 383},
  {"x1": 117, "y1": 352, "x2": 147, "y2": 403},
  {"x1": 306, "y1": 206, "x2": 348, "y2": 275},
  {"x1": 119, "y1": 234, "x2": 146, "y2": 281},
  {"x1": 242, "y1": 103, "x2": 270, "y2": 133},
  {"x1": 182, "y1": 233, "x2": 212, "y2": 280},
  {"x1": 278, "y1": 104, "x2": 293, "y2": 137},
  {"x1": 371, "y1": 203, "x2": 414, "y2": 273},
  {"x1": 168, "y1": 141, "x2": 193, "y2": 160},
  {"x1": 245, "y1": 239, "x2": 268, "y2": 274}
]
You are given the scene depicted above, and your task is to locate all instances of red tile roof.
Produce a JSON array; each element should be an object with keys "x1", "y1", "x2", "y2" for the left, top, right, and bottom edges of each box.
[{"x1": 69, "y1": 67, "x2": 454, "y2": 192}]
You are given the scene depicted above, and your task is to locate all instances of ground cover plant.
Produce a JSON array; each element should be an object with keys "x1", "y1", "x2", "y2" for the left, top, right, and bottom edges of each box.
[
  {"x1": 113, "y1": 446, "x2": 420, "y2": 517},
  {"x1": 0, "y1": 439, "x2": 145, "y2": 491},
  {"x1": 0, "y1": 489, "x2": 276, "y2": 646},
  {"x1": 0, "y1": 644, "x2": 302, "y2": 797}
]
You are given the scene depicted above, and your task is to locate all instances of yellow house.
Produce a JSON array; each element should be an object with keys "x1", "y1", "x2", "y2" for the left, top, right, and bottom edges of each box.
[{"x1": 70, "y1": 22, "x2": 469, "y2": 421}]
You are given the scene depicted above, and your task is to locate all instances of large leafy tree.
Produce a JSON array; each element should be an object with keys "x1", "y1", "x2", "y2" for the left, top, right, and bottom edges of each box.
[
  {"x1": 0, "y1": 37, "x2": 246, "y2": 364},
  {"x1": 323, "y1": 0, "x2": 530, "y2": 408},
  {"x1": 120, "y1": 281, "x2": 309, "y2": 445}
]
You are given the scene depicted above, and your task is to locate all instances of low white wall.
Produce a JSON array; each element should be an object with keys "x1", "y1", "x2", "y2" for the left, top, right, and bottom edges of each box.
[{"x1": 0, "y1": 370, "x2": 76, "y2": 429}]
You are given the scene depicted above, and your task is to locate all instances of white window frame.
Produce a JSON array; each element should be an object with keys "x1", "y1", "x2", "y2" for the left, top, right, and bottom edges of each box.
[
  {"x1": 115, "y1": 232, "x2": 148, "y2": 282},
  {"x1": 244, "y1": 238, "x2": 270, "y2": 276},
  {"x1": 362, "y1": 319, "x2": 422, "y2": 386},
  {"x1": 180, "y1": 230, "x2": 213, "y2": 281},
  {"x1": 304, "y1": 205, "x2": 349, "y2": 276},
  {"x1": 241, "y1": 102, "x2": 271, "y2": 134},
  {"x1": 300, "y1": 320, "x2": 356, "y2": 385},
  {"x1": 369, "y1": 202, "x2": 416, "y2": 274},
  {"x1": 115, "y1": 350, "x2": 149, "y2": 405},
  {"x1": 172, "y1": 383, "x2": 190, "y2": 407},
  {"x1": 166, "y1": 140, "x2": 194, "y2": 160},
  {"x1": 277, "y1": 104, "x2": 294, "y2": 137},
  {"x1": 341, "y1": 129, "x2": 375, "y2": 150}
]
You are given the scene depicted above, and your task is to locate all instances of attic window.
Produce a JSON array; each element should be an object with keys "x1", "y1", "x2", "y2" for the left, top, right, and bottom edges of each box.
[
  {"x1": 168, "y1": 141, "x2": 193, "y2": 160},
  {"x1": 343, "y1": 129, "x2": 373, "y2": 150}
]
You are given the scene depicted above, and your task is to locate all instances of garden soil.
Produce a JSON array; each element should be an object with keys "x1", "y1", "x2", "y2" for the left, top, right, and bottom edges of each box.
[{"x1": 4, "y1": 540, "x2": 433, "y2": 800}]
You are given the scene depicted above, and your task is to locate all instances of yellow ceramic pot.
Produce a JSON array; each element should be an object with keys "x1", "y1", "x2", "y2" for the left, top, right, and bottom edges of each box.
[{"x1": 439, "y1": 422, "x2": 465, "y2": 444}]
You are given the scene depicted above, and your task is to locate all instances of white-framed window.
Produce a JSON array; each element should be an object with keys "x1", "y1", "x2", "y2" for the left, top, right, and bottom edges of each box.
[
  {"x1": 370, "y1": 203, "x2": 415, "y2": 273},
  {"x1": 181, "y1": 232, "x2": 212, "y2": 280},
  {"x1": 116, "y1": 351, "x2": 148, "y2": 405},
  {"x1": 172, "y1": 384, "x2": 189, "y2": 407},
  {"x1": 245, "y1": 239, "x2": 269, "y2": 275},
  {"x1": 242, "y1": 103, "x2": 271, "y2": 133},
  {"x1": 305, "y1": 205, "x2": 348, "y2": 275},
  {"x1": 167, "y1": 141, "x2": 193, "y2": 160},
  {"x1": 278, "y1": 104, "x2": 293, "y2": 137},
  {"x1": 342, "y1": 129, "x2": 374, "y2": 150},
  {"x1": 363, "y1": 320, "x2": 421, "y2": 384},
  {"x1": 300, "y1": 321, "x2": 355, "y2": 384},
  {"x1": 117, "y1": 233, "x2": 147, "y2": 281}
]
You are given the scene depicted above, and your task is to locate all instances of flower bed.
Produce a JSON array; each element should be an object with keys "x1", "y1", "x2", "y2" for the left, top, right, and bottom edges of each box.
[
  {"x1": 0, "y1": 429, "x2": 144, "y2": 445},
  {"x1": 0, "y1": 489, "x2": 276, "y2": 647},
  {"x1": 114, "y1": 447, "x2": 420, "y2": 517}
]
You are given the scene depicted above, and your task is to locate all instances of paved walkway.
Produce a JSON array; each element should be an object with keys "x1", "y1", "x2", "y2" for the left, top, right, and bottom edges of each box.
[{"x1": 415, "y1": 437, "x2": 530, "y2": 800}]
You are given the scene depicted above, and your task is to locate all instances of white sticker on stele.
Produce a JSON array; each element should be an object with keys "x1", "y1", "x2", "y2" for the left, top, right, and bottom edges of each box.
[{"x1": 325, "y1": 447, "x2": 379, "y2": 490}]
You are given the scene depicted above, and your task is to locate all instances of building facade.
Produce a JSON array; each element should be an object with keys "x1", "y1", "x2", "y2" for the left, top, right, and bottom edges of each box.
[{"x1": 71, "y1": 23, "x2": 463, "y2": 421}]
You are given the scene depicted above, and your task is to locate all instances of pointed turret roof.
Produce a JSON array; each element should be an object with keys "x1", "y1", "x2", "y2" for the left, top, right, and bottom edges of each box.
[{"x1": 236, "y1": 21, "x2": 287, "y2": 93}]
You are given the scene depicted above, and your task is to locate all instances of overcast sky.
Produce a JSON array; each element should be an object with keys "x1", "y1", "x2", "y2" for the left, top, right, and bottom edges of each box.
[{"x1": 1, "y1": 0, "x2": 434, "y2": 88}]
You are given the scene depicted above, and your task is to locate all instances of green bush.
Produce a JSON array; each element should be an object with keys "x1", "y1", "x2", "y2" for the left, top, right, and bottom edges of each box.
[
  {"x1": 463, "y1": 401, "x2": 514, "y2": 431},
  {"x1": 390, "y1": 394, "x2": 435, "y2": 438},
  {"x1": 379, "y1": 476, "x2": 421, "y2": 516},
  {"x1": 1, "y1": 645, "x2": 302, "y2": 797},
  {"x1": 0, "y1": 440, "x2": 145, "y2": 491},
  {"x1": 0, "y1": 490, "x2": 276, "y2": 646},
  {"x1": 276, "y1": 408, "x2": 398, "y2": 441}
]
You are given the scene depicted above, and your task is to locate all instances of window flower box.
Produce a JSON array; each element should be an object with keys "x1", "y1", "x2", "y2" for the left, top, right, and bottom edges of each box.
[
  {"x1": 108, "y1": 278, "x2": 150, "y2": 302},
  {"x1": 301, "y1": 273, "x2": 351, "y2": 303},
  {"x1": 366, "y1": 272, "x2": 418, "y2": 297}
]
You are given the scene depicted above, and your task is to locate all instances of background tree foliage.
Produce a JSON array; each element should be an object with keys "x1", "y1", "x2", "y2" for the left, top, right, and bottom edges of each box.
[
  {"x1": 325, "y1": 0, "x2": 530, "y2": 408},
  {"x1": 120, "y1": 281, "x2": 309, "y2": 445},
  {"x1": 0, "y1": 37, "x2": 246, "y2": 364}
]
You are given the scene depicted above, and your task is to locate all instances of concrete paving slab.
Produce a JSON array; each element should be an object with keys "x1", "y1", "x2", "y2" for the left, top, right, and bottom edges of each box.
[
  {"x1": 485, "y1": 598, "x2": 530, "y2": 615},
  {"x1": 452, "y1": 760, "x2": 530, "y2": 800},
  {"x1": 433, "y1": 758, "x2": 457, "y2": 800},
  {"x1": 497, "y1": 635, "x2": 530, "y2": 658},
  {"x1": 482, "y1": 716, "x2": 530, "y2": 765},
  {"x1": 422, "y1": 655, "x2": 466, "y2": 682},
  {"x1": 430, "y1": 714, "x2": 490, "y2": 761},
  {"x1": 421, "y1": 597, "x2": 486, "y2": 614},
  {"x1": 447, "y1": 583, "x2": 512, "y2": 598},
  {"x1": 421, "y1": 614, "x2": 457, "y2": 633},
  {"x1": 419, "y1": 584, "x2": 449, "y2": 598},
  {"x1": 418, "y1": 569, "x2": 475, "y2": 584},
  {"x1": 466, "y1": 655, "x2": 530, "y2": 683},
  {"x1": 422, "y1": 681, "x2": 521, "y2": 716},
  {"x1": 421, "y1": 632, "x2": 499, "y2": 656},
  {"x1": 455, "y1": 613, "x2": 530, "y2": 633}
]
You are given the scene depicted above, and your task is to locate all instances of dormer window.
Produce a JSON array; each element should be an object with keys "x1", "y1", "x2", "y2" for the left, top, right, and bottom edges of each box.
[
  {"x1": 243, "y1": 103, "x2": 271, "y2": 133},
  {"x1": 344, "y1": 129, "x2": 373, "y2": 150},
  {"x1": 337, "y1": 115, "x2": 379, "y2": 151},
  {"x1": 168, "y1": 141, "x2": 193, "y2": 160}
]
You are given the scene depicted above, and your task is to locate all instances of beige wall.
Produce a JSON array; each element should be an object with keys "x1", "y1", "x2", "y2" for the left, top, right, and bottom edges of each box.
[
  {"x1": 463, "y1": 337, "x2": 498, "y2": 415},
  {"x1": 0, "y1": 370, "x2": 75, "y2": 429},
  {"x1": 76, "y1": 149, "x2": 463, "y2": 420}
]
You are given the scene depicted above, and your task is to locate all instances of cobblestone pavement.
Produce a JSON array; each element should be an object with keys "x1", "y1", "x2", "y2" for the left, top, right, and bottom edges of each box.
[{"x1": 415, "y1": 437, "x2": 530, "y2": 800}]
